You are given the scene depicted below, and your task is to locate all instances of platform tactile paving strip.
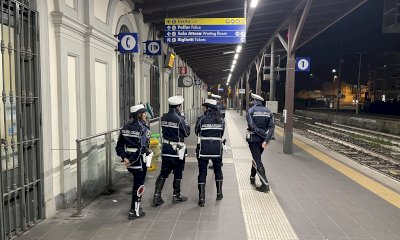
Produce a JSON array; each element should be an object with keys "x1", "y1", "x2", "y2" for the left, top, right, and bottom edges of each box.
[{"x1": 226, "y1": 112, "x2": 299, "y2": 240}]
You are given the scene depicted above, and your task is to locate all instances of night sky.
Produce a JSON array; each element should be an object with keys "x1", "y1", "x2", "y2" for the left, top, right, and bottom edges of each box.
[{"x1": 294, "y1": 0, "x2": 400, "y2": 92}]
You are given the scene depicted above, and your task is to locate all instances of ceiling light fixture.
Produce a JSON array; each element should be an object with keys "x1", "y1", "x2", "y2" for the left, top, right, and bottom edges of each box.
[
  {"x1": 234, "y1": 53, "x2": 239, "y2": 60},
  {"x1": 250, "y1": 0, "x2": 259, "y2": 8},
  {"x1": 236, "y1": 45, "x2": 242, "y2": 53},
  {"x1": 223, "y1": 51, "x2": 235, "y2": 55},
  {"x1": 233, "y1": 59, "x2": 237, "y2": 65}
]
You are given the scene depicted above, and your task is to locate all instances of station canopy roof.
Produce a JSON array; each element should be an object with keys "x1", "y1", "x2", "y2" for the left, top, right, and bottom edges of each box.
[{"x1": 135, "y1": 0, "x2": 367, "y2": 86}]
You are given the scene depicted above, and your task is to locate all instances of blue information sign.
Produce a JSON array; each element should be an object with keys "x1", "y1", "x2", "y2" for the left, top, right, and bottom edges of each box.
[
  {"x1": 118, "y1": 33, "x2": 139, "y2": 53},
  {"x1": 165, "y1": 37, "x2": 246, "y2": 44},
  {"x1": 165, "y1": 25, "x2": 246, "y2": 31},
  {"x1": 164, "y1": 18, "x2": 246, "y2": 44},
  {"x1": 295, "y1": 57, "x2": 311, "y2": 72},
  {"x1": 165, "y1": 31, "x2": 246, "y2": 37},
  {"x1": 144, "y1": 40, "x2": 161, "y2": 55}
]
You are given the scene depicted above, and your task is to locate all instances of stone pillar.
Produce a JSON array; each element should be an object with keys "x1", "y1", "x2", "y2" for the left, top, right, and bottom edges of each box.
[
  {"x1": 162, "y1": 68, "x2": 171, "y2": 115},
  {"x1": 139, "y1": 55, "x2": 154, "y2": 104}
]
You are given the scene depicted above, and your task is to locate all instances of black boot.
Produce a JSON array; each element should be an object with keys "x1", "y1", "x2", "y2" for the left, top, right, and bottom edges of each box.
[
  {"x1": 153, "y1": 177, "x2": 166, "y2": 206},
  {"x1": 250, "y1": 166, "x2": 256, "y2": 185},
  {"x1": 216, "y1": 180, "x2": 223, "y2": 200},
  {"x1": 172, "y1": 179, "x2": 188, "y2": 203},
  {"x1": 255, "y1": 167, "x2": 270, "y2": 193},
  {"x1": 198, "y1": 183, "x2": 206, "y2": 207},
  {"x1": 129, "y1": 195, "x2": 145, "y2": 220}
]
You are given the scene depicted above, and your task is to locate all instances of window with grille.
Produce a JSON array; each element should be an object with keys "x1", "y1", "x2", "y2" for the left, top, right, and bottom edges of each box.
[
  {"x1": 118, "y1": 25, "x2": 135, "y2": 126},
  {"x1": 150, "y1": 58, "x2": 160, "y2": 118}
]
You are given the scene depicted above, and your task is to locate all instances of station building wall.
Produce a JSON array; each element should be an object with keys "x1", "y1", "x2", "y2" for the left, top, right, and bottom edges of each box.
[{"x1": 33, "y1": 0, "x2": 207, "y2": 217}]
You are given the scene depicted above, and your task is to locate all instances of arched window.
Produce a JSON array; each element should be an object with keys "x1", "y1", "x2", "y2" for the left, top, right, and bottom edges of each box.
[
  {"x1": 118, "y1": 25, "x2": 135, "y2": 125},
  {"x1": 150, "y1": 57, "x2": 160, "y2": 118}
]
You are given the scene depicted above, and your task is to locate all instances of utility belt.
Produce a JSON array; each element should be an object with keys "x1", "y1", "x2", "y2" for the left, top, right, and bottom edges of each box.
[
  {"x1": 126, "y1": 147, "x2": 138, "y2": 153},
  {"x1": 246, "y1": 130, "x2": 265, "y2": 143},
  {"x1": 162, "y1": 138, "x2": 186, "y2": 160},
  {"x1": 245, "y1": 131, "x2": 254, "y2": 140},
  {"x1": 197, "y1": 137, "x2": 222, "y2": 144},
  {"x1": 125, "y1": 147, "x2": 153, "y2": 168}
]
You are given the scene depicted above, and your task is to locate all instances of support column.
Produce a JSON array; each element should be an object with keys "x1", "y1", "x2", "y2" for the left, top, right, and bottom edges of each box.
[
  {"x1": 283, "y1": 0, "x2": 313, "y2": 154},
  {"x1": 255, "y1": 58, "x2": 261, "y2": 95},
  {"x1": 162, "y1": 68, "x2": 171, "y2": 115},
  {"x1": 239, "y1": 76, "x2": 244, "y2": 116},
  {"x1": 283, "y1": 16, "x2": 297, "y2": 154},
  {"x1": 235, "y1": 84, "x2": 239, "y2": 111},
  {"x1": 269, "y1": 40, "x2": 276, "y2": 101},
  {"x1": 245, "y1": 69, "x2": 250, "y2": 111}
]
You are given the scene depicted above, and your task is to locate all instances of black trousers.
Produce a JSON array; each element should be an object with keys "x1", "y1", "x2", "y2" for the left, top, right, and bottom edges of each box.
[
  {"x1": 248, "y1": 142, "x2": 265, "y2": 177},
  {"x1": 198, "y1": 158, "x2": 223, "y2": 183},
  {"x1": 128, "y1": 161, "x2": 147, "y2": 194},
  {"x1": 159, "y1": 156, "x2": 186, "y2": 180}
]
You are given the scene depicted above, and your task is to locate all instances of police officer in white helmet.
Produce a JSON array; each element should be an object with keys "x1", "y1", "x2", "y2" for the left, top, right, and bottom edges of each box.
[
  {"x1": 116, "y1": 104, "x2": 151, "y2": 219},
  {"x1": 195, "y1": 99, "x2": 225, "y2": 207},
  {"x1": 211, "y1": 94, "x2": 225, "y2": 119},
  {"x1": 209, "y1": 94, "x2": 225, "y2": 169},
  {"x1": 246, "y1": 93, "x2": 275, "y2": 192},
  {"x1": 153, "y1": 96, "x2": 191, "y2": 206}
]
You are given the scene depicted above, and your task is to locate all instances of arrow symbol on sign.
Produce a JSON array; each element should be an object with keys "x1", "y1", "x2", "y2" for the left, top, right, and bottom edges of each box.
[
  {"x1": 235, "y1": 31, "x2": 239, "y2": 36},
  {"x1": 167, "y1": 32, "x2": 171, "y2": 36},
  {"x1": 167, "y1": 26, "x2": 171, "y2": 30}
]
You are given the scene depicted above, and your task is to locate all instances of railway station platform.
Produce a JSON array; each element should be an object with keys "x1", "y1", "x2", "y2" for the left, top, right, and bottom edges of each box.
[{"x1": 18, "y1": 111, "x2": 400, "y2": 240}]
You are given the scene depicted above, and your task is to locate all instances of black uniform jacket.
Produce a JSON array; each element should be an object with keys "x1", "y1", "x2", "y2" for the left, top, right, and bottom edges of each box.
[
  {"x1": 195, "y1": 110, "x2": 225, "y2": 158},
  {"x1": 246, "y1": 100, "x2": 275, "y2": 143}
]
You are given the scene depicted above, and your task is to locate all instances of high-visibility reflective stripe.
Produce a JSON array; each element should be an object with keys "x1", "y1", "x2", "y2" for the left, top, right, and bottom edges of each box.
[
  {"x1": 162, "y1": 154, "x2": 179, "y2": 158},
  {"x1": 199, "y1": 154, "x2": 221, "y2": 157},
  {"x1": 162, "y1": 139, "x2": 183, "y2": 144},
  {"x1": 122, "y1": 134, "x2": 140, "y2": 138},
  {"x1": 199, "y1": 137, "x2": 222, "y2": 141},
  {"x1": 161, "y1": 124, "x2": 179, "y2": 129},
  {"x1": 200, "y1": 127, "x2": 224, "y2": 130},
  {"x1": 128, "y1": 166, "x2": 143, "y2": 169},
  {"x1": 126, "y1": 147, "x2": 138, "y2": 152}
]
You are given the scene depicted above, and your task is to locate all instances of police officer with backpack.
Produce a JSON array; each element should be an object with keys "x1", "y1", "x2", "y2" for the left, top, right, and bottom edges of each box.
[
  {"x1": 195, "y1": 99, "x2": 225, "y2": 207},
  {"x1": 153, "y1": 96, "x2": 190, "y2": 206},
  {"x1": 116, "y1": 104, "x2": 152, "y2": 219},
  {"x1": 246, "y1": 93, "x2": 275, "y2": 193}
]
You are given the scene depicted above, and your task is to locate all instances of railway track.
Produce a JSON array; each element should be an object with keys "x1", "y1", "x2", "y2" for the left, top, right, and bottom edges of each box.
[{"x1": 275, "y1": 113, "x2": 400, "y2": 181}]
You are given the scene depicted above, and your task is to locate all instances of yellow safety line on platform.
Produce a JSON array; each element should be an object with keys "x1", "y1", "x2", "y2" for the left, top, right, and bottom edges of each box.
[{"x1": 275, "y1": 127, "x2": 400, "y2": 209}]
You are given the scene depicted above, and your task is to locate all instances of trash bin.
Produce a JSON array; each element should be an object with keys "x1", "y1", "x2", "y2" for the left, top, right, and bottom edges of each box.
[{"x1": 148, "y1": 133, "x2": 161, "y2": 171}]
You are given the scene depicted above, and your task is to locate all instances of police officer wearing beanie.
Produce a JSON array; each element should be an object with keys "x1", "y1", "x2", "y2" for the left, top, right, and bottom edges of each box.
[
  {"x1": 116, "y1": 104, "x2": 151, "y2": 219},
  {"x1": 246, "y1": 93, "x2": 275, "y2": 192},
  {"x1": 153, "y1": 96, "x2": 190, "y2": 206},
  {"x1": 195, "y1": 99, "x2": 225, "y2": 207}
]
